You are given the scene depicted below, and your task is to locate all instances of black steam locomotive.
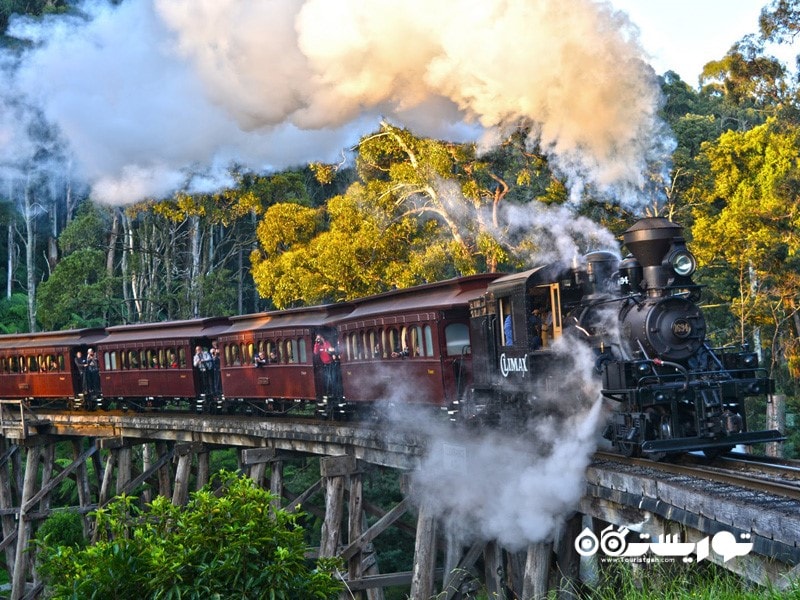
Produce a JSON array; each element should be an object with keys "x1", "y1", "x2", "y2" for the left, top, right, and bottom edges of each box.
[{"x1": 465, "y1": 217, "x2": 784, "y2": 458}]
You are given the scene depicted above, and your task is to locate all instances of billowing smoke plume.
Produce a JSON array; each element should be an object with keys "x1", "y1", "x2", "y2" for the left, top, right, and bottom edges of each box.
[
  {"x1": 390, "y1": 336, "x2": 609, "y2": 550},
  {"x1": 1, "y1": 0, "x2": 666, "y2": 206}
]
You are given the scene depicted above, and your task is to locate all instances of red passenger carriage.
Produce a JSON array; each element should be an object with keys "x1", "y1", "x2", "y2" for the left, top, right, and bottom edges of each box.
[
  {"x1": 217, "y1": 305, "x2": 348, "y2": 414},
  {"x1": 98, "y1": 318, "x2": 230, "y2": 411},
  {"x1": 0, "y1": 328, "x2": 106, "y2": 405},
  {"x1": 335, "y1": 274, "x2": 502, "y2": 411}
]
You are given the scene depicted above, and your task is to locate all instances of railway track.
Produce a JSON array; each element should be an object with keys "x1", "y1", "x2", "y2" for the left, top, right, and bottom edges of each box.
[{"x1": 594, "y1": 450, "x2": 800, "y2": 502}]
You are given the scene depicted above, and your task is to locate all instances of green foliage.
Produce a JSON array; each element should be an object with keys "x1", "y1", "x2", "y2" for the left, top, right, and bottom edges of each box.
[
  {"x1": 197, "y1": 268, "x2": 238, "y2": 317},
  {"x1": 0, "y1": 293, "x2": 29, "y2": 333},
  {"x1": 58, "y1": 203, "x2": 109, "y2": 255},
  {"x1": 35, "y1": 511, "x2": 86, "y2": 550},
  {"x1": 0, "y1": 0, "x2": 69, "y2": 34},
  {"x1": 586, "y1": 560, "x2": 799, "y2": 600},
  {"x1": 36, "y1": 249, "x2": 114, "y2": 331},
  {"x1": 688, "y1": 119, "x2": 800, "y2": 378},
  {"x1": 37, "y1": 471, "x2": 343, "y2": 600}
]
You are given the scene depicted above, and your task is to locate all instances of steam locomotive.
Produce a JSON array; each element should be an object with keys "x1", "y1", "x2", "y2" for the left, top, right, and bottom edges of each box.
[
  {"x1": 466, "y1": 217, "x2": 783, "y2": 458},
  {"x1": 0, "y1": 217, "x2": 784, "y2": 458}
]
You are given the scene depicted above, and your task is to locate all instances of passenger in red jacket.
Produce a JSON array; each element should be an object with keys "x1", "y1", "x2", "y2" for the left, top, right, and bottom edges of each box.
[{"x1": 314, "y1": 335, "x2": 338, "y2": 396}]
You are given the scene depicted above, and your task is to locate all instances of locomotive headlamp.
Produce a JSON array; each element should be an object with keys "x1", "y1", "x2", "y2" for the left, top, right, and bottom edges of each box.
[{"x1": 669, "y1": 250, "x2": 696, "y2": 277}]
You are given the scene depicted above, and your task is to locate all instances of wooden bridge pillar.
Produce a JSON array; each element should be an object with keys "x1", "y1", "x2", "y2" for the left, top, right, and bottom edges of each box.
[
  {"x1": 0, "y1": 440, "x2": 19, "y2": 576},
  {"x1": 521, "y1": 541, "x2": 553, "y2": 600},
  {"x1": 116, "y1": 446, "x2": 132, "y2": 495},
  {"x1": 156, "y1": 441, "x2": 172, "y2": 498},
  {"x1": 270, "y1": 459, "x2": 283, "y2": 510},
  {"x1": 409, "y1": 500, "x2": 437, "y2": 599},
  {"x1": 11, "y1": 440, "x2": 50, "y2": 600},
  {"x1": 196, "y1": 448, "x2": 210, "y2": 490},
  {"x1": 319, "y1": 454, "x2": 357, "y2": 558},
  {"x1": 70, "y1": 440, "x2": 92, "y2": 539},
  {"x1": 555, "y1": 513, "x2": 583, "y2": 599},
  {"x1": 172, "y1": 443, "x2": 205, "y2": 505}
]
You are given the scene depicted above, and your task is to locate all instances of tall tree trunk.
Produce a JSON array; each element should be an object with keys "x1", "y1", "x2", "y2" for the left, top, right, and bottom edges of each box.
[
  {"x1": 106, "y1": 208, "x2": 119, "y2": 277},
  {"x1": 24, "y1": 180, "x2": 36, "y2": 332},
  {"x1": 6, "y1": 222, "x2": 13, "y2": 299},
  {"x1": 190, "y1": 215, "x2": 201, "y2": 317}
]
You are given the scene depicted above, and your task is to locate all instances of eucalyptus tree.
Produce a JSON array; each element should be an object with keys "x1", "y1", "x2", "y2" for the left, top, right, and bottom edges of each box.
[
  {"x1": 688, "y1": 118, "x2": 800, "y2": 391},
  {"x1": 251, "y1": 124, "x2": 564, "y2": 308}
]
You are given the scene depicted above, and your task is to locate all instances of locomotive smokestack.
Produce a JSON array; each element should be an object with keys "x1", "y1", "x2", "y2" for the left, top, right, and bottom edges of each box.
[
  {"x1": 622, "y1": 217, "x2": 684, "y2": 293},
  {"x1": 622, "y1": 218, "x2": 682, "y2": 267}
]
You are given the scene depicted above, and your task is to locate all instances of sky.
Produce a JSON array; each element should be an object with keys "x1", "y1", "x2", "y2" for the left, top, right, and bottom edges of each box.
[
  {"x1": 1, "y1": 0, "x2": 796, "y2": 211},
  {"x1": 610, "y1": 0, "x2": 791, "y2": 84}
]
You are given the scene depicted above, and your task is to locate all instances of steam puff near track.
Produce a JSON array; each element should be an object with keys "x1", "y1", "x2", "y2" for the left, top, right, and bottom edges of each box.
[
  {"x1": 396, "y1": 337, "x2": 609, "y2": 551},
  {"x1": 3, "y1": 0, "x2": 665, "y2": 206}
]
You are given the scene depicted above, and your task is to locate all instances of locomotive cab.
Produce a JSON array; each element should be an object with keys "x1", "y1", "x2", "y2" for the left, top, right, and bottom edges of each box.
[{"x1": 466, "y1": 261, "x2": 593, "y2": 423}]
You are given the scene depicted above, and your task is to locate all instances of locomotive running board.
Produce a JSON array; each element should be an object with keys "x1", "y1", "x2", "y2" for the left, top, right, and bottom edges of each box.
[{"x1": 641, "y1": 429, "x2": 786, "y2": 454}]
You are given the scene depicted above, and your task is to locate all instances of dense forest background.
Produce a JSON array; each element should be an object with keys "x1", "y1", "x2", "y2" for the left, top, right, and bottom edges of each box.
[{"x1": 1, "y1": 1, "x2": 800, "y2": 439}]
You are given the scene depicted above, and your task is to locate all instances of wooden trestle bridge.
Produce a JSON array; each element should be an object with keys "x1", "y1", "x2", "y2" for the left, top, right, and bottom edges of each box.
[{"x1": 0, "y1": 402, "x2": 798, "y2": 599}]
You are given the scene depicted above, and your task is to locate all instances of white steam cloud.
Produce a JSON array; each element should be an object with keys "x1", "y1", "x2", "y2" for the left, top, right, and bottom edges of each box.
[
  {"x1": 385, "y1": 336, "x2": 611, "y2": 551},
  {"x1": 1, "y1": 0, "x2": 666, "y2": 206}
]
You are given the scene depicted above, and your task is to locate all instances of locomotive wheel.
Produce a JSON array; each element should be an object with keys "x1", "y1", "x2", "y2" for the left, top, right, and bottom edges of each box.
[
  {"x1": 618, "y1": 441, "x2": 640, "y2": 458},
  {"x1": 702, "y1": 446, "x2": 733, "y2": 459}
]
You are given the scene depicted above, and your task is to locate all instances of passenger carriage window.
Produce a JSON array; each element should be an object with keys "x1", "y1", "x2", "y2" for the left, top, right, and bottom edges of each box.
[
  {"x1": 368, "y1": 330, "x2": 379, "y2": 358},
  {"x1": 424, "y1": 325, "x2": 434, "y2": 357},
  {"x1": 445, "y1": 323, "x2": 470, "y2": 356},
  {"x1": 58, "y1": 354, "x2": 65, "y2": 371},
  {"x1": 178, "y1": 348, "x2": 187, "y2": 368},
  {"x1": 128, "y1": 350, "x2": 139, "y2": 369},
  {"x1": 361, "y1": 332, "x2": 368, "y2": 359},
  {"x1": 27, "y1": 356, "x2": 37, "y2": 372},
  {"x1": 111, "y1": 351, "x2": 118, "y2": 370},
  {"x1": 0, "y1": 358, "x2": 6, "y2": 373},
  {"x1": 400, "y1": 327, "x2": 409, "y2": 356},
  {"x1": 230, "y1": 344, "x2": 241, "y2": 366},
  {"x1": 286, "y1": 339, "x2": 297, "y2": 363},
  {"x1": 298, "y1": 339, "x2": 307, "y2": 363},
  {"x1": 104, "y1": 352, "x2": 111, "y2": 370},
  {"x1": 411, "y1": 325, "x2": 424, "y2": 357},
  {"x1": 246, "y1": 343, "x2": 254, "y2": 364},
  {"x1": 387, "y1": 328, "x2": 400, "y2": 356},
  {"x1": 343, "y1": 335, "x2": 351, "y2": 361},
  {"x1": 48, "y1": 354, "x2": 58, "y2": 371}
]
